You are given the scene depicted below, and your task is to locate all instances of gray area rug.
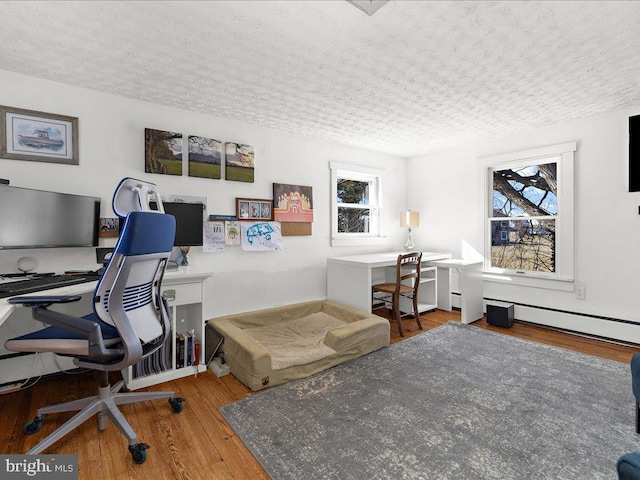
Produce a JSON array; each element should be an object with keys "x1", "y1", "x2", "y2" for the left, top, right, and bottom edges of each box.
[{"x1": 220, "y1": 322, "x2": 638, "y2": 479}]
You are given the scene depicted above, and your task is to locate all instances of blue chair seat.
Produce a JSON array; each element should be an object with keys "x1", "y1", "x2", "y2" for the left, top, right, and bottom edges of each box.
[{"x1": 5, "y1": 313, "x2": 120, "y2": 356}]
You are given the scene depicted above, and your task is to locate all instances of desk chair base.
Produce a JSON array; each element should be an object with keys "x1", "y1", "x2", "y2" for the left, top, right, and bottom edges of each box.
[{"x1": 24, "y1": 372, "x2": 183, "y2": 464}]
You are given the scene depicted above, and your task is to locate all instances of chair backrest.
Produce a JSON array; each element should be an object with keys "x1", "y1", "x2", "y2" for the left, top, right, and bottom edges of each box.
[
  {"x1": 395, "y1": 252, "x2": 422, "y2": 294},
  {"x1": 93, "y1": 178, "x2": 176, "y2": 368},
  {"x1": 632, "y1": 353, "x2": 640, "y2": 402}
]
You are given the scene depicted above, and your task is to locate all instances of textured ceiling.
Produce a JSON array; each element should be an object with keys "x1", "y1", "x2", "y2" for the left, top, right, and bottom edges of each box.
[{"x1": 1, "y1": 1, "x2": 640, "y2": 157}]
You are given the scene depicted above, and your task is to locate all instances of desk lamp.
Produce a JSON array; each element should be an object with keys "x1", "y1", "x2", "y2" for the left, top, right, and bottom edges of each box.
[{"x1": 400, "y1": 210, "x2": 420, "y2": 250}]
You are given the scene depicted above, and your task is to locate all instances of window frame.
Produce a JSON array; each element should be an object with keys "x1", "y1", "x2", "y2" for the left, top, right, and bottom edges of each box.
[
  {"x1": 330, "y1": 161, "x2": 385, "y2": 247},
  {"x1": 479, "y1": 142, "x2": 576, "y2": 286}
]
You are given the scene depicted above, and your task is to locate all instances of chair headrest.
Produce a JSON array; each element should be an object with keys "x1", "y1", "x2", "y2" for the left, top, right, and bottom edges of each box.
[{"x1": 112, "y1": 178, "x2": 164, "y2": 218}]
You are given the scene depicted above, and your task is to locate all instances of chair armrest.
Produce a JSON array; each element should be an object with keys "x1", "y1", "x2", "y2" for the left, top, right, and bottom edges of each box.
[
  {"x1": 30, "y1": 307, "x2": 99, "y2": 337},
  {"x1": 8, "y1": 295, "x2": 82, "y2": 307},
  {"x1": 8, "y1": 295, "x2": 92, "y2": 337},
  {"x1": 8, "y1": 295, "x2": 118, "y2": 362}
]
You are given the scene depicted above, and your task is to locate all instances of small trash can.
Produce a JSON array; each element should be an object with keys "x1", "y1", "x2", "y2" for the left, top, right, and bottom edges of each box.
[{"x1": 487, "y1": 302, "x2": 514, "y2": 328}]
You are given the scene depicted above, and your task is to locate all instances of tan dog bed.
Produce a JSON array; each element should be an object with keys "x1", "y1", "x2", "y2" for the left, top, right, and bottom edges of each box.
[{"x1": 208, "y1": 300, "x2": 390, "y2": 391}]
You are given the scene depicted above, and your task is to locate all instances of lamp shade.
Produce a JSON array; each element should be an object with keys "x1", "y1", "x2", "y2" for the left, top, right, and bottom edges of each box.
[{"x1": 400, "y1": 210, "x2": 420, "y2": 228}]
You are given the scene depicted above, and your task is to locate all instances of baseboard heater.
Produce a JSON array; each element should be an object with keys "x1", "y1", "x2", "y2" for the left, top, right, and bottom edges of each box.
[{"x1": 450, "y1": 291, "x2": 640, "y2": 346}]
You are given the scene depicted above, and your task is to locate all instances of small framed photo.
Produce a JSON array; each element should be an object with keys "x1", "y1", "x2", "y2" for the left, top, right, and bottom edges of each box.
[
  {"x1": 0, "y1": 105, "x2": 79, "y2": 165},
  {"x1": 236, "y1": 198, "x2": 273, "y2": 221},
  {"x1": 98, "y1": 217, "x2": 121, "y2": 238}
]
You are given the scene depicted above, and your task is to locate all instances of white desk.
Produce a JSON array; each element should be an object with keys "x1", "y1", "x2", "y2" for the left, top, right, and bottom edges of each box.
[
  {"x1": 425, "y1": 258, "x2": 484, "y2": 324},
  {"x1": 0, "y1": 269, "x2": 211, "y2": 389},
  {"x1": 327, "y1": 252, "x2": 484, "y2": 324},
  {"x1": 327, "y1": 251, "x2": 449, "y2": 313}
]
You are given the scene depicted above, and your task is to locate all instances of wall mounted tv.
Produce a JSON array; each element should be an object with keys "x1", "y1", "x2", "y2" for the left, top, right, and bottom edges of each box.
[{"x1": 0, "y1": 185, "x2": 100, "y2": 249}]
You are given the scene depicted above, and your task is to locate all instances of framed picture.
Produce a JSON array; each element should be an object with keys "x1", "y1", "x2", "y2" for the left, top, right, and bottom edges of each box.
[
  {"x1": 236, "y1": 198, "x2": 273, "y2": 221},
  {"x1": 145, "y1": 128, "x2": 183, "y2": 176},
  {"x1": 225, "y1": 142, "x2": 255, "y2": 183},
  {"x1": 188, "y1": 135, "x2": 221, "y2": 179},
  {"x1": 273, "y1": 183, "x2": 313, "y2": 222},
  {"x1": 0, "y1": 105, "x2": 79, "y2": 165},
  {"x1": 98, "y1": 217, "x2": 120, "y2": 238}
]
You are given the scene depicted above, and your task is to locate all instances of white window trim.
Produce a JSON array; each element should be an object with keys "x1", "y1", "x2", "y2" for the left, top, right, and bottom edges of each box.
[
  {"x1": 478, "y1": 142, "x2": 576, "y2": 290},
  {"x1": 330, "y1": 161, "x2": 385, "y2": 247}
]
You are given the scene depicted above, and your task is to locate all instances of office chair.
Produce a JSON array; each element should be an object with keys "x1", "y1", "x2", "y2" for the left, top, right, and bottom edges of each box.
[
  {"x1": 371, "y1": 252, "x2": 423, "y2": 337},
  {"x1": 615, "y1": 353, "x2": 640, "y2": 479},
  {"x1": 4, "y1": 178, "x2": 183, "y2": 464},
  {"x1": 633, "y1": 353, "x2": 640, "y2": 434}
]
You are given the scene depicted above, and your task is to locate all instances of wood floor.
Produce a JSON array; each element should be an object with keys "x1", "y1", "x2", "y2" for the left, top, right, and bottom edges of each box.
[{"x1": 0, "y1": 309, "x2": 637, "y2": 479}]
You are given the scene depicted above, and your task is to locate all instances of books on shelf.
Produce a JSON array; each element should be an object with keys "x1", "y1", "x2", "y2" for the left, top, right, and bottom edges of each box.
[
  {"x1": 176, "y1": 329, "x2": 200, "y2": 370},
  {"x1": 132, "y1": 328, "x2": 201, "y2": 379}
]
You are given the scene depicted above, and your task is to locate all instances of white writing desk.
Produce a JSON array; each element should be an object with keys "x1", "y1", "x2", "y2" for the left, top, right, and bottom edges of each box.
[
  {"x1": 0, "y1": 269, "x2": 210, "y2": 389},
  {"x1": 424, "y1": 258, "x2": 484, "y2": 324},
  {"x1": 327, "y1": 252, "x2": 483, "y2": 324}
]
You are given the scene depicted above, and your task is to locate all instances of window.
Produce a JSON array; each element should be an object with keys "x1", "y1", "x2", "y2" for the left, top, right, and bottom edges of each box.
[
  {"x1": 330, "y1": 162, "x2": 384, "y2": 246},
  {"x1": 481, "y1": 142, "x2": 576, "y2": 282}
]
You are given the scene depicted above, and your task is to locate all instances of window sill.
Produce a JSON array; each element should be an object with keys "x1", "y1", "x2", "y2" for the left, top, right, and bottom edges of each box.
[
  {"x1": 483, "y1": 272, "x2": 574, "y2": 292},
  {"x1": 331, "y1": 236, "x2": 387, "y2": 247}
]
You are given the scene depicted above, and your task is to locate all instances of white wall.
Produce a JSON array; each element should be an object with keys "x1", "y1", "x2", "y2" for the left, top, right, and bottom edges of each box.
[
  {"x1": 407, "y1": 108, "x2": 640, "y2": 343},
  {"x1": 0, "y1": 69, "x2": 407, "y2": 319}
]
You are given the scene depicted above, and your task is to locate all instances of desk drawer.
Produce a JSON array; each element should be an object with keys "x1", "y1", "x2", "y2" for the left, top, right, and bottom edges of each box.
[{"x1": 162, "y1": 283, "x2": 201, "y2": 306}]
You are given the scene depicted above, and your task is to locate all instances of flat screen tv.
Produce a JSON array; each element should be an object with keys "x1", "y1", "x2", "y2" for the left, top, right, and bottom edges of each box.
[{"x1": 0, "y1": 185, "x2": 101, "y2": 249}]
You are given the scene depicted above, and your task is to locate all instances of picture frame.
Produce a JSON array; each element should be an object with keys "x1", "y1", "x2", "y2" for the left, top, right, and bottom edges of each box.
[
  {"x1": 0, "y1": 105, "x2": 79, "y2": 165},
  {"x1": 145, "y1": 128, "x2": 183, "y2": 176},
  {"x1": 236, "y1": 198, "x2": 273, "y2": 221},
  {"x1": 98, "y1": 217, "x2": 120, "y2": 238},
  {"x1": 225, "y1": 142, "x2": 255, "y2": 183},
  {"x1": 273, "y1": 183, "x2": 314, "y2": 223},
  {"x1": 188, "y1": 135, "x2": 221, "y2": 179}
]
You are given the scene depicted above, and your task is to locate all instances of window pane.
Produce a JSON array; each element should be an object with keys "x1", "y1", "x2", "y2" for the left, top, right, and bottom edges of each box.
[
  {"x1": 493, "y1": 163, "x2": 557, "y2": 217},
  {"x1": 491, "y1": 219, "x2": 555, "y2": 273},
  {"x1": 337, "y1": 179, "x2": 370, "y2": 205},
  {"x1": 338, "y1": 207, "x2": 370, "y2": 233}
]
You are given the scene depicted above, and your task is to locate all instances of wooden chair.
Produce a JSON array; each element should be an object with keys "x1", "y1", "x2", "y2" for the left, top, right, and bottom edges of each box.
[{"x1": 372, "y1": 252, "x2": 423, "y2": 337}]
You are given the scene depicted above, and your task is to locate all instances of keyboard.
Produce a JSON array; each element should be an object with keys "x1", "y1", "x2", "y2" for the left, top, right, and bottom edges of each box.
[{"x1": 0, "y1": 275, "x2": 92, "y2": 295}]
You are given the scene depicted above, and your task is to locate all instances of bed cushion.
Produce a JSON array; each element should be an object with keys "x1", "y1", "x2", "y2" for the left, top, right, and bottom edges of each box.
[{"x1": 243, "y1": 312, "x2": 346, "y2": 370}]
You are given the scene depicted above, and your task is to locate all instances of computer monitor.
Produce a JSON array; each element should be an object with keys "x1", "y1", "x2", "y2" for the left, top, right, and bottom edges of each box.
[
  {"x1": 0, "y1": 185, "x2": 100, "y2": 249},
  {"x1": 140, "y1": 201, "x2": 204, "y2": 247}
]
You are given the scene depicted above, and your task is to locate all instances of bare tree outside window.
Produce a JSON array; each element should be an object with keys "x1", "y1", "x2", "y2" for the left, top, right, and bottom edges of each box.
[
  {"x1": 337, "y1": 179, "x2": 371, "y2": 233},
  {"x1": 490, "y1": 162, "x2": 557, "y2": 273}
]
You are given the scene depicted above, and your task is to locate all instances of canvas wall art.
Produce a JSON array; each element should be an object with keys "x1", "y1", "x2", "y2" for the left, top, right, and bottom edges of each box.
[
  {"x1": 0, "y1": 105, "x2": 79, "y2": 165},
  {"x1": 225, "y1": 142, "x2": 254, "y2": 183},
  {"x1": 273, "y1": 183, "x2": 313, "y2": 223},
  {"x1": 188, "y1": 135, "x2": 221, "y2": 179},
  {"x1": 145, "y1": 128, "x2": 183, "y2": 176}
]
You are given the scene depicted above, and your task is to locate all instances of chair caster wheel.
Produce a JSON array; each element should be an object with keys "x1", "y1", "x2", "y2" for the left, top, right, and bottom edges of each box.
[
  {"x1": 23, "y1": 416, "x2": 44, "y2": 435},
  {"x1": 169, "y1": 397, "x2": 184, "y2": 413},
  {"x1": 129, "y1": 443, "x2": 149, "y2": 464}
]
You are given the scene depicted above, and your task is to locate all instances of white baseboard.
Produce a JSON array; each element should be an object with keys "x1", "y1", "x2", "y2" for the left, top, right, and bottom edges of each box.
[{"x1": 450, "y1": 292, "x2": 640, "y2": 345}]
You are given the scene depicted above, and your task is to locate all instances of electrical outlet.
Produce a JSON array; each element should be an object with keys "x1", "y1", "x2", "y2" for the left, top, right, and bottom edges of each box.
[{"x1": 575, "y1": 285, "x2": 586, "y2": 300}]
